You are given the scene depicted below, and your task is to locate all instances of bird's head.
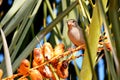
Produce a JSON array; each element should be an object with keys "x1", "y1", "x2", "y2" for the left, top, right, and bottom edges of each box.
[{"x1": 67, "y1": 19, "x2": 78, "y2": 30}]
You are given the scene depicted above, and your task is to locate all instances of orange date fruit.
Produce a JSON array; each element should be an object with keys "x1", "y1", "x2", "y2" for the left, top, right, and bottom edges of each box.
[
  {"x1": 38, "y1": 65, "x2": 53, "y2": 78},
  {"x1": 29, "y1": 69, "x2": 43, "y2": 80},
  {"x1": 56, "y1": 60, "x2": 68, "y2": 79},
  {"x1": 18, "y1": 59, "x2": 30, "y2": 75},
  {"x1": 33, "y1": 48, "x2": 44, "y2": 65},
  {"x1": 54, "y1": 43, "x2": 65, "y2": 56},
  {"x1": 0, "y1": 69, "x2": 3, "y2": 79},
  {"x1": 51, "y1": 43, "x2": 65, "y2": 68},
  {"x1": 42, "y1": 42, "x2": 54, "y2": 61},
  {"x1": 19, "y1": 77, "x2": 28, "y2": 80}
]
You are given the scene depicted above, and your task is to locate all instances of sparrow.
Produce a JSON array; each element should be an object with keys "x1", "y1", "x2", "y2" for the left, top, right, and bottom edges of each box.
[{"x1": 67, "y1": 19, "x2": 85, "y2": 47}]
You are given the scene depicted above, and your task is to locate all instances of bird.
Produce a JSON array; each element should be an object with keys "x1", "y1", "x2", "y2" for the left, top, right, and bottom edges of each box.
[{"x1": 67, "y1": 19, "x2": 85, "y2": 47}]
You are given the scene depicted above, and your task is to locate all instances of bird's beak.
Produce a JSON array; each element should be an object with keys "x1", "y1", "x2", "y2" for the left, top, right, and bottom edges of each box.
[
  {"x1": 67, "y1": 22, "x2": 72, "y2": 30},
  {"x1": 67, "y1": 20, "x2": 72, "y2": 26},
  {"x1": 66, "y1": 19, "x2": 74, "y2": 30}
]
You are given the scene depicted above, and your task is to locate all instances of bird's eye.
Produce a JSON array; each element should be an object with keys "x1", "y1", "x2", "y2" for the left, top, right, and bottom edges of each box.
[{"x1": 72, "y1": 20, "x2": 75, "y2": 23}]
